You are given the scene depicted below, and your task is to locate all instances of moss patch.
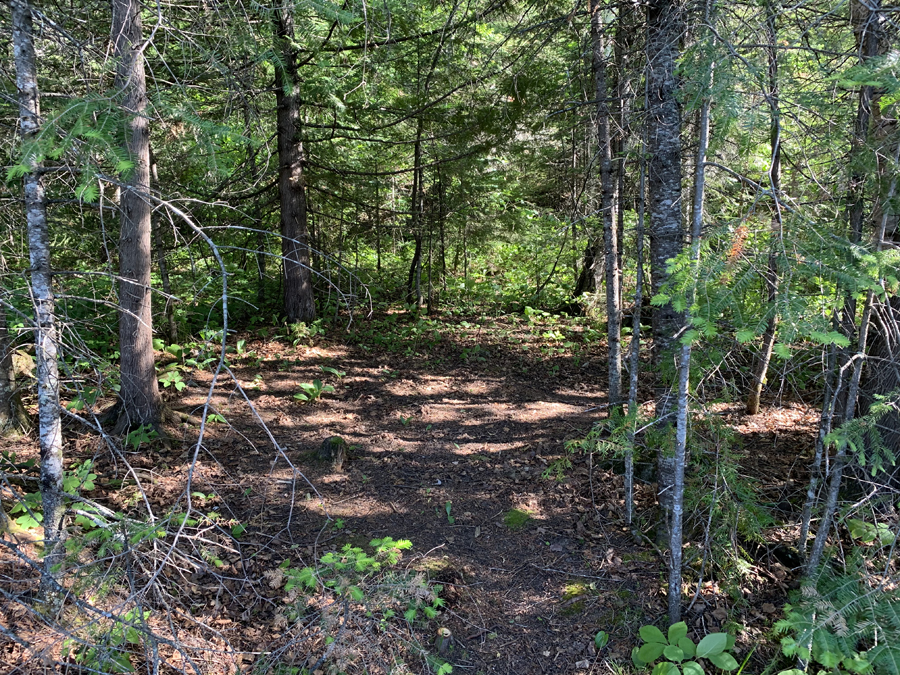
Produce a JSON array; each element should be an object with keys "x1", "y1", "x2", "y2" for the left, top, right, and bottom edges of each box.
[{"x1": 503, "y1": 509, "x2": 532, "y2": 530}]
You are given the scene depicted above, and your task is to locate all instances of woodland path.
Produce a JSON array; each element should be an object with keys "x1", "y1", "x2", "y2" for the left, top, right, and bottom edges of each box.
[
  {"x1": 1, "y1": 313, "x2": 816, "y2": 674},
  {"x1": 166, "y1": 314, "x2": 813, "y2": 674}
]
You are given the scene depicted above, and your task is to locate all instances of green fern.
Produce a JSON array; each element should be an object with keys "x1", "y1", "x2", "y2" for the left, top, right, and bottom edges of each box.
[{"x1": 775, "y1": 568, "x2": 900, "y2": 675}]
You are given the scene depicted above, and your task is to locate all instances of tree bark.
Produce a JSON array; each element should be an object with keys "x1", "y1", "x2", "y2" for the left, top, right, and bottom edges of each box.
[
  {"x1": 275, "y1": 1, "x2": 316, "y2": 324},
  {"x1": 647, "y1": 0, "x2": 685, "y2": 540},
  {"x1": 113, "y1": 0, "x2": 161, "y2": 429},
  {"x1": 590, "y1": 0, "x2": 622, "y2": 409},
  {"x1": 12, "y1": 0, "x2": 66, "y2": 609},
  {"x1": 0, "y1": 303, "x2": 30, "y2": 434},
  {"x1": 407, "y1": 121, "x2": 426, "y2": 306}
]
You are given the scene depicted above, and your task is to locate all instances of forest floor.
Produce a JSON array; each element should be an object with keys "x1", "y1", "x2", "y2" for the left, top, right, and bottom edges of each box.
[{"x1": 1, "y1": 309, "x2": 821, "y2": 674}]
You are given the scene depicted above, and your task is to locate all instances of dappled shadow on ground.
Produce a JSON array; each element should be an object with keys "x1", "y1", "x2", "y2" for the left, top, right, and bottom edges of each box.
[{"x1": 1, "y1": 312, "x2": 817, "y2": 674}]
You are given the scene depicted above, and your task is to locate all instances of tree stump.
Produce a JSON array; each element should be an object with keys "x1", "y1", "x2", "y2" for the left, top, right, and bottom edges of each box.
[{"x1": 318, "y1": 436, "x2": 346, "y2": 470}]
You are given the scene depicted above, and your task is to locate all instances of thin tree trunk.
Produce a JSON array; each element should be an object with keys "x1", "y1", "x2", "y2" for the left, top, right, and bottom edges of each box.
[
  {"x1": 12, "y1": 0, "x2": 66, "y2": 609},
  {"x1": 113, "y1": 0, "x2": 161, "y2": 429},
  {"x1": 669, "y1": 74, "x2": 711, "y2": 623},
  {"x1": 746, "y1": 0, "x2": 782, "y2": 415},
  {"x1": 375, "y1": 174, "x2": 382, "y2": 274},
  {"x1": 275, "y1": 1, "x2": 316, "y2": 324},
  {"x1": 0, "y1": 254, "x2": 30, "y2": 433},
  {"x1": 591, "y1": 0, "x2": 622, "y2": 409},
  {"x1": 805, "y1": 0, "x2": 885, "y2": 570},
  {"x1": 625, "y1": 77, "x2": 649, "y2": 527},
  {"x1": 407, "y1": 121, "x2": 425, "y2": 306},
  {"x1": 0, "y1": 303, "x2": 30, "y2": 433},
  {"x1": 647, "y1": 0, "x2": 685, "y2": 541},
  {"x1": 799, "y1": 339, "x2": 840, "y2": 555},
  {"x1": 808, "y1": 126, "x2": 898, "y2": 574}
]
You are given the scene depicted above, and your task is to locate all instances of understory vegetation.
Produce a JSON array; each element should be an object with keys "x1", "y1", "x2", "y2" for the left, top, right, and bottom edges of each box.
[{"x1": 2, "y1": 0, "x2": 899, "y2": 673}]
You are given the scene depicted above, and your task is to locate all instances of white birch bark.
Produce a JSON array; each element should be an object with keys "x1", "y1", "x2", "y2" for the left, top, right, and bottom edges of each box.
[{"x1": 12, "y1": 0, "x2": 67, "y2": 609}]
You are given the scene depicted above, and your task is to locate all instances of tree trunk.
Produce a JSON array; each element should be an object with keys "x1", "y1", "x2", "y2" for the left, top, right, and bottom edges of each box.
[
  {"x1": 647, "y1": 0, "x2": 685, "y2": 540},
  {"x1": 625, "y1": 78, "x2": 649, "y2": 527},
  {"x1": 275, "y1": 2, "x2": 316, "y2": 324},
  {"x1": 0, "y1": 303, "x2": 30, "y2": 434},
  {"x1": 12, "y1": 0, "x2": 66, "y2": 609},
  {"x1": 113, "y1": 0, "x2": 161, "y2": 429},
  {"x1": 406, "y1": 121, "x2": 425, "y2": 307},
  {"x1": 669, "y1": 53, "x2": 712, "y2": 621},
  {"x1": 573, "y1": 241, "x2": 600, "y2": 298},
  {"x1": 746, "y1": 0, "x2": 782, "y2": 416},
  {"x1": 590, "y1": 0, "x2": 622, "y2": 409}
]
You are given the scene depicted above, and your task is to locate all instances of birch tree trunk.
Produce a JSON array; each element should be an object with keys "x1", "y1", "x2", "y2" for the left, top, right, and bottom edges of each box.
[
  {"x1": 113, "y1": 0, "x2": 161, "y2": 429},
  {"x1": 275, "y1": 1, "x2": 316, "y2": 324},
  {"x1": 646, "y1": 0, "x2": 685, "y2": 541},
  {"x1": 12, "y1": 0, "x2": 67, "y2": 609}
]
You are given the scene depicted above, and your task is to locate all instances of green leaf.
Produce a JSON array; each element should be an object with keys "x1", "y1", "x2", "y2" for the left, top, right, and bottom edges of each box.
[
  {"x1": 639, "y1": 643, "x2": 667, "y2": 663},
  {"x1": 652, "y1": 662, "x2": 679, "y2": 675},
  {"x1": 681, "y1": 329, "x2": 700, "y2": 345},
  {"x1": 15, "y1": 513, "x2": 41, "y2": 529},
  {"x1": 817, "y1": 651, "x2": 841, "y2": 668},
  {"x1": 595, "y1": 631, "x2": 610, "y2": 650},
  {"x1": 696, "y1": 633, "x2": 727, "y2": 658},
  {"x1": 683, "y1": 661, "x2": 705, "y2": 675},
  {"x1": 774, "y1": 343, "x2": 792, "y2": 359},
  {"x1": 651, "y1": 293, "x2": 671, "y2": 307},
  {"x1": 641, "y1": 625, "x2": 669, "y2": 645},
  {"x1": 664, "y1": 645, "x2": 686, "y2": 662},
  {"x1": 349, "y1": 585, "x2": 363, "y2": 601},
  {"x1": 633, "y1": 646, "x2": 647, "y2": 668},
  {"x1": 707, "y1": 652, "x2": 738, "y2": 671},
  {"x1": 679, "y1": 637, "x2": 697, "y2": 657},
  {"x1": 669, "y1": 622, "x2": 689, "y2": 645},
  {"x1": 736, "y1": 329, "x2": 756, "y2": 343}
]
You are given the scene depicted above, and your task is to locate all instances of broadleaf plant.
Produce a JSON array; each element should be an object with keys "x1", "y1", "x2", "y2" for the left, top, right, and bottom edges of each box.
[{"x1": 632, "y1": 622, "x2": 739, "y2": 675}]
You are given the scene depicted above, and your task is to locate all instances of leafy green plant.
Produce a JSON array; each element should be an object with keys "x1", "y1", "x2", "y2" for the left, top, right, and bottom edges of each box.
[
  {"x1": 282, "y1": 320, "x2": 326, "y2": 346},
  {"x1": 125, "y1": 424, "x2": 158, "y2": 450},
  {"x1": 445, "y1": 501, "x2": 455, "y2": 524},
  {"x1": 62, "y1": 608, "x2": 151, "y2": 674},
  {"x1": 847, "y1": 518, "x2": 895, "y2": 546},
  {"x1": 319, "y1": 365, "x2": 346, "y2": 380},
  {"x1": 632, "y1": 622, "x2": 739, "y2": 675},
  {"x1": 293, "y1": 379, "x2": 335, "y2": 402},
  {"x1": 279, "y1": 537, "x2": 447, "y2": 630}
]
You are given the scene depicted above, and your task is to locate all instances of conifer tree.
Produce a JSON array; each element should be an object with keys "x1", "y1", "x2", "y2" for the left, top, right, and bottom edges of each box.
[{"x1": 112, "y1": 0, "x2": 161, "y2": 429}]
